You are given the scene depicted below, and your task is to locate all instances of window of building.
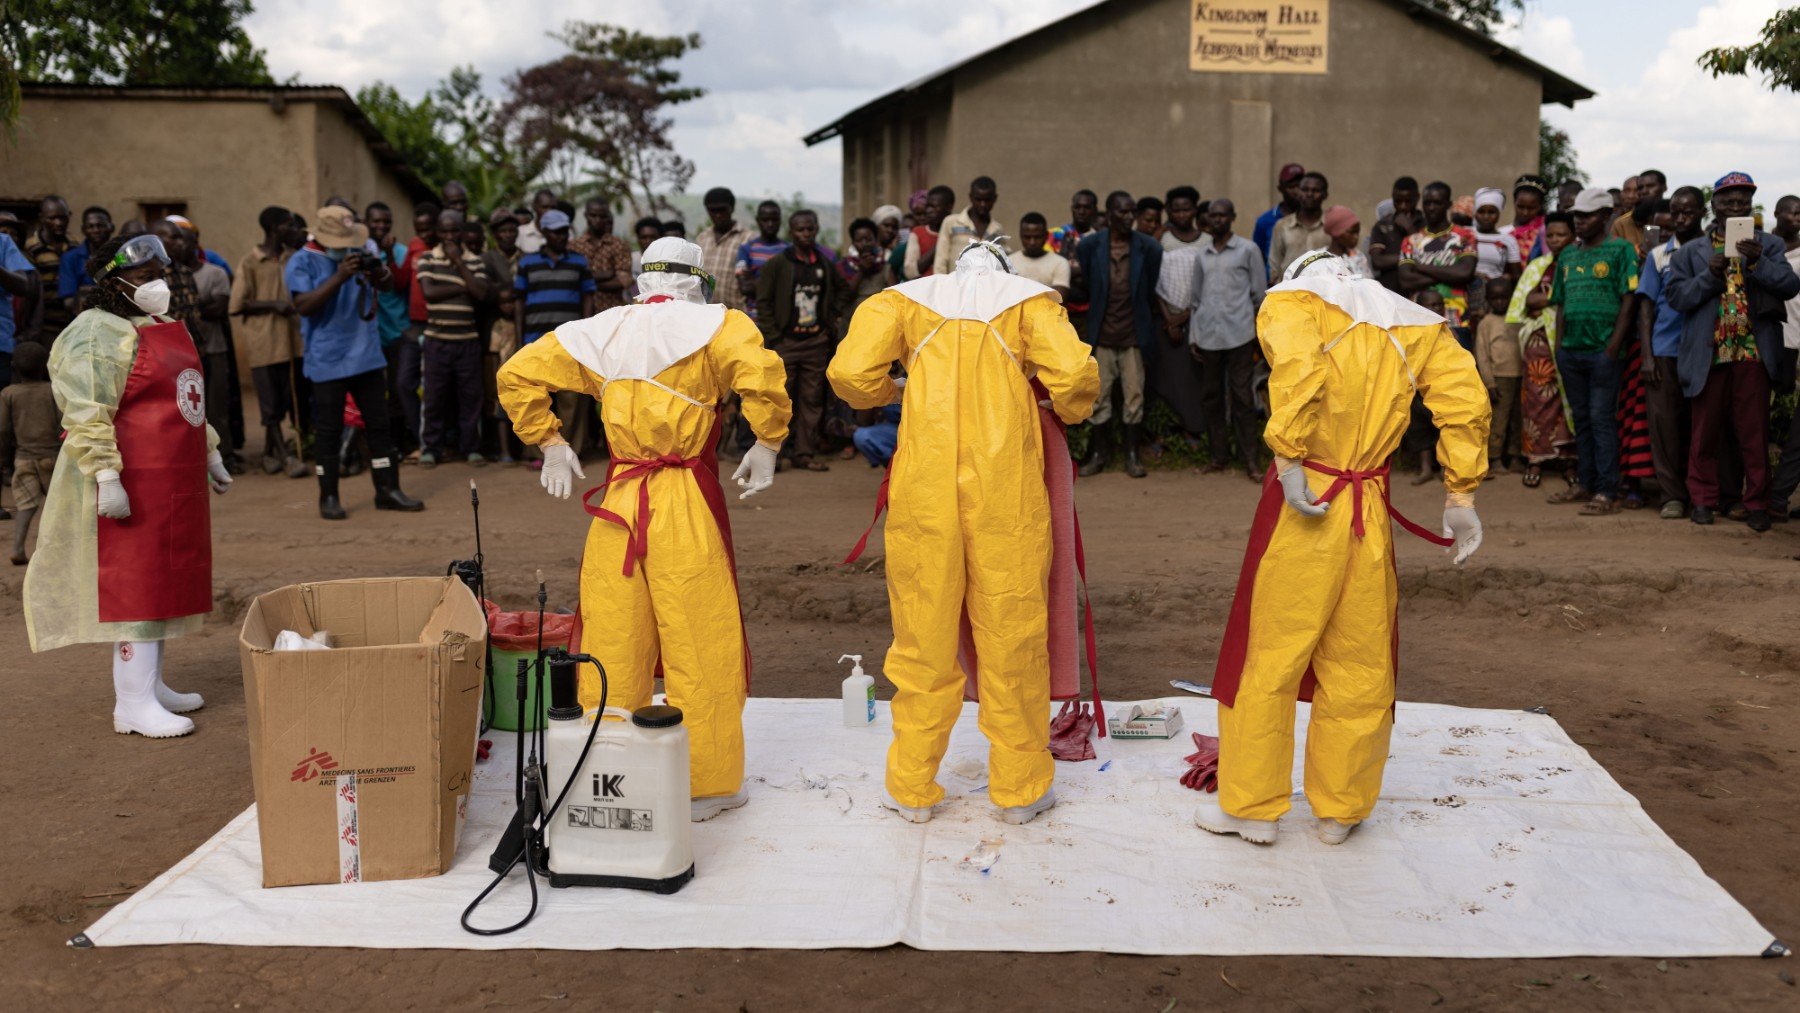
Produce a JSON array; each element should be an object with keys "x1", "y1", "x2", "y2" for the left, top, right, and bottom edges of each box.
[{"x1": 139, "y1": 201, "x2": 189, "y2": 227}]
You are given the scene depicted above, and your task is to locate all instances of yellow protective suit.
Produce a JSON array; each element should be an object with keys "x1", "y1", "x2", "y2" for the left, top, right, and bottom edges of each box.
[
  {"x1": 1217, "y1": 278, "x2": 1488, "y2": 824},
  {"x1": 496, "y1": 305, "x2": 790, "y2": 799},
  {"x1": 25, "y1": 309, "x2": 221, "y2": 652},
  {"x1": 827, "y1": 275, "x2": 1099, "y2": 810}
]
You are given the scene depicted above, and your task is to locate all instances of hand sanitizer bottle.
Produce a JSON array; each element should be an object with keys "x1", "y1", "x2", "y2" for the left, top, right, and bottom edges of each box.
[{"x1": 839, "y1": 654, "x2": 874, "y2": 727}]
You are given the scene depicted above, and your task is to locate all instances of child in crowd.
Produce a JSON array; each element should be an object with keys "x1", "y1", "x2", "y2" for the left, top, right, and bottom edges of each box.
[
  {"x1": 1403, "y1": 288, "x2": 1448, "y2": 483},
  {"x1": 1474, "y1": 275, "x2": 1523, "y2": 474},
  {"x1": 0, "y1": 342, "x2": 60, "y2": 564}
]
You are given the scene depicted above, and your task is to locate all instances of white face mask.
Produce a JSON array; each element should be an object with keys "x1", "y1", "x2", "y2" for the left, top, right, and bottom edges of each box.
[{"x1": 125, "y1": 278, "x2": 171, "y2": 316}]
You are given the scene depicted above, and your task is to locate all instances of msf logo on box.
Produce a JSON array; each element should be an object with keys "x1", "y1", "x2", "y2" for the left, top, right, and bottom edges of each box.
[{"x1": 592, "y1": 774, "x2": 625, "y2": 799}]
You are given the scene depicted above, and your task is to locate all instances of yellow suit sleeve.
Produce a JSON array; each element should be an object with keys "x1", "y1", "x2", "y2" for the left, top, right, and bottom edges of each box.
[
  {"x1": 50, "y1": 311, "x2": 136, "y2": 478},
  {"x1": 495, "y1": 332, "x2": 604, "y2": 447},
  {"x1": 827, "y1": 290, "x2": 907, "y2": 410},
  {"x1": 709, "y1": 310, "x2": 792, "y2": 448},
  {"x1": 1414, "y1": 323, "x2": 1492, "y2": 495},
  {"x1": 1018, "y1": 294, "x2": 1100, "y2": 425},
  {"x1": 1256, "y1": 292, "x2": 1328, "y2": 461}
]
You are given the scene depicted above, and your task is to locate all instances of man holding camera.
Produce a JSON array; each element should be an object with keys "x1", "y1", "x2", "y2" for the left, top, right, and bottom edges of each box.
[{"x1": 285, "y1": 205, "x2": 425, "y2": 520}]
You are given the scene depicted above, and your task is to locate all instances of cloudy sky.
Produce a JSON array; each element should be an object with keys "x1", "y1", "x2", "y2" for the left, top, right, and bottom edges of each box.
[{"x1": 248, "y1": 0, "x2": 1800, "y2": 208}]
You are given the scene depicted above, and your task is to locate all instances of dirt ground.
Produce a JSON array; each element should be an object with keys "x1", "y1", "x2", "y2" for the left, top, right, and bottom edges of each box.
[{"x1": 3, "y1": 451, "x2": 1798, "y2": 1010}]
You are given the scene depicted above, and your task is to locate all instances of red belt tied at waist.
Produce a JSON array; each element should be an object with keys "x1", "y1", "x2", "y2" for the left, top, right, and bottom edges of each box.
[
  {"x1": 579, "y1": 418, "x2": 737, "y2": 578},
  {"x1": 1211, "y1": 460, "x2": 1452, "y2": 708}
]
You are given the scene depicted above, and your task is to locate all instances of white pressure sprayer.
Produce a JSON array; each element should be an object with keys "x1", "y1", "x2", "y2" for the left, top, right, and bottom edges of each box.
[{"x1": 840, "y1": 654, "x2": 875, "y2": 727}]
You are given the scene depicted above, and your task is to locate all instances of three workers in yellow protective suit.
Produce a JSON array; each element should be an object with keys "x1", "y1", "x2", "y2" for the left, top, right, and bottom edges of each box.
[
  {"x1": 828, "y1": 240, "x2": 1099, "y2": 826},
  {"x1": 496, "y1": 238, "x2": 791, "y2": 822},
  {"x1": 1200, "y1": 251, "x2": 1489, "y2": 847}
]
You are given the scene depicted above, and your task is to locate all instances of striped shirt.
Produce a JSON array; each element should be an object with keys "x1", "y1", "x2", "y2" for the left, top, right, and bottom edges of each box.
[
  {"x1": 414, "y1": 245, "x2": 488, "y2": 341},
  {"x1": 514, "y1": 250, "x2": 596, "y2": 343}
]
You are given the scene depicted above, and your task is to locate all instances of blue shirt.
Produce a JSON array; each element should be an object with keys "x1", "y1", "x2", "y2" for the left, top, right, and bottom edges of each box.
[
  {"x1": 0, "y1": 235, "x2": 34, "y2": 353},
  {"x1": 202, "y1": 247, "x2": 233, "y2": 280},
  {"x1": 1251, "y1": 205, "x2": 1287, "y2": 275},
  {"x1": 1635, "y1": 238, "x2": 1685, "y2": 359},
  {"x1": 514, "y1": 250, "x2": 596, "y2": 343},
  {"x1": 58, "y1": 241, "x2": 94, "y2": 299},
  {"x1": 372, "y1": 241, "x2": 410, "y2": 345},
  {"x1": 285, "y1": 246, "x2": 386, "y2": 382}
]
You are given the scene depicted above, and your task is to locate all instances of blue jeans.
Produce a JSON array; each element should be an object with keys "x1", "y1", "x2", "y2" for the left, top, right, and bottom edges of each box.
[{"x1": 1555, "y1": 347, "x2": 1621, "y2": 498}]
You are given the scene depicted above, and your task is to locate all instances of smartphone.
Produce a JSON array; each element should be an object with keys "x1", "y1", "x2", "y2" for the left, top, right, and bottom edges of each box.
[{"x1": 1725, "y1": 216, "x2": 1754, "y2": 256}]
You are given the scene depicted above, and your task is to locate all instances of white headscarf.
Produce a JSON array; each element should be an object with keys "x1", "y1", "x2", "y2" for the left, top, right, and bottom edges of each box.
[
  {"x1": 635, "y1": 237, "x2": 709, "y2": 304},
  {"x1": 1474, "y1": 187, "x2": 1505, "y2": 212},
  {"x1": 955, "y1": 237, "x2": 1015, "y2": 276},
  {"x1": 872, "y1": 204, "x2": 905, "y2": 228}
]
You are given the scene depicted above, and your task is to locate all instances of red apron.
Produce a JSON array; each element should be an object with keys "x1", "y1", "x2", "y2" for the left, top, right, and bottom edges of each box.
[
  {"x1": 96, "y1": 320, "x2": 214, "y2": 623},
  {"x1": 1210, "y1": 462, "x2": 1451, "y2": 708},
  {"x1": 579, "y1": 415, "x2": 751, "y2": 687}
]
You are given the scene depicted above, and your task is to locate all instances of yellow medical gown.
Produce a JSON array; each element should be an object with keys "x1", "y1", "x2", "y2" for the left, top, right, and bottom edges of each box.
[
  {"x1": 827, "y1": 284, "x2": 1099, "y2": 810},
  {"x1": 496, "y1": 307, "x2": 790, "y2": 799},
  {"x1": 1217, "y1": 283, "x2": 1488, "y2": 824},
  {"x1": 25, "y1": 309, "x2": 220, "y2": 652}
]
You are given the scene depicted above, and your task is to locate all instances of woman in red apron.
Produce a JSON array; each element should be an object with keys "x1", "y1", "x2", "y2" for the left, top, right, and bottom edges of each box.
[{"x1": 23, "y1": 235, "x2": 233, "y2": 738}]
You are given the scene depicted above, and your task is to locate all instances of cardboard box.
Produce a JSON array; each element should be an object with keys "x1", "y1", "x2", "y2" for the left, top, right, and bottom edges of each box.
[
  {"x1": 1106, "y1": 703, "x2": 1187, "y2": 740},
  {"x1": 238, "y1": 577, "x2": 486, "y2": 887}
]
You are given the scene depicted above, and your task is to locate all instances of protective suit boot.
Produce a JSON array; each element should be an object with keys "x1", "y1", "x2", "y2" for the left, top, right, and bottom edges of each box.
[
  {"x1": 152, "y1": 641, "x2": 204, "y2": 714},
  {"x1": 1000, "y1": 787, "x2": 1057, "y2": 826},
  {"x1": 317, "y1": 462, "x2": 347, "y2": 521},
  {"x1": 1317, "y1": 818, "x2": 1358, "y2": 846},
  {"x1": 1077, "y1": 426, "x2": 1113, "y2": 477},
  {"x1": 879, "y1": 790, "x2": 934, "y2": 824},
  {"x1": 1122, "y1": 424, "x2": 1147, "y2": 478},
  {"x1": 1194, "y1": 797, "x2": 1277, "y2": 844},
  {"x1": 112, "y1": 641, "x2": 194, "y2": 739},
  {"x1": 691, "y1": 789, "x2": 748, "y2": 822},
  {"x1": 371, "y1": 462, "x2": 425, "y2": 512}
]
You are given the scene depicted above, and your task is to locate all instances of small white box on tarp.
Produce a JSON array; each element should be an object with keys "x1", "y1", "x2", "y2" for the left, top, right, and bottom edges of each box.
[
  {"x1": 1106, "y1": 703, "x2": 1186, "y2": 740},
  {"x1": 237, "y1": 577, "x2": 486, "y2": 887}
]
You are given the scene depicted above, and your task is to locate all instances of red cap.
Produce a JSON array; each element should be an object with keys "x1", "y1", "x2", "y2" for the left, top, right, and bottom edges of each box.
[{"x1": 1278, "y1": 163, "x2": 1306, "y2": 184}]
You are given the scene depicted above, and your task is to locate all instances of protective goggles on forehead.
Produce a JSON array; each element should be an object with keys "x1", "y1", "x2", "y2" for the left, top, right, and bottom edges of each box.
[
  {"x1": 640, "y1": 260, "x2": 715, "y2": 292},
  {"x1": 94, "y1": 235, "x2": 171, "y2": 281}
]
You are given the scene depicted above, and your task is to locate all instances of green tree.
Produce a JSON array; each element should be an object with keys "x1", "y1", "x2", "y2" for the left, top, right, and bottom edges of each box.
[
  {"x1": 502, "y1": 23, "x2": 704, "y2": 219},
  {"x1": 1538, "y1": 120, "x2": 1582, "y2": 185},
  {"x1": 356, "y1": 67, "x2": 554, "y2": 214},
  {"x1": 3, "y1": 0, "x2": 273, "y2": 127},
  {"x1": 1419, "y1": 0, "x2": 1523, "y2": 35},
  {"x1": 1700, "y1": 6, "x2": 1800, "y2": 91}
]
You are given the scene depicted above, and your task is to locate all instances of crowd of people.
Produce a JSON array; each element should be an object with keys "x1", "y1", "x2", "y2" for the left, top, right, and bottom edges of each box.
[{"x1": 1, "y1": 159, "x2": 1797, "y2": 540}]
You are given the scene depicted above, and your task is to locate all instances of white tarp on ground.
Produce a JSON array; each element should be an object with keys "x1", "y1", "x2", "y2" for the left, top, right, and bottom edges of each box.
[{"x1": 82, "y1": 698, "x2": 1777, "y2": 956}]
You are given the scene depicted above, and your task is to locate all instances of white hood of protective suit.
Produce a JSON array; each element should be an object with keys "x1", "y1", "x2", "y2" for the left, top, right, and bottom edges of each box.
[
  {"x1": 635, "y1": 236, "x2": 710, "y2": 305},
  {"x1": 1273, "y1": 252, "x2": 1445, "y2": 331},
  {"x1": 887, "y1": 238, "x2": 1056, "y2": 323}
]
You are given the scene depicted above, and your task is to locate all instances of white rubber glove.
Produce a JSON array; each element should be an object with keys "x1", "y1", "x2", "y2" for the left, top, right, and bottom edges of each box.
[
  {"x1": 207, "y1": 451, "x2": 233, "y2": 495},
  {"x1": 96, "y1": 469, "x2": 131, "y2": 519},
  {"x1": 540, "y1": 442, "x2": 586, "y2": 500},
  {"x1": 1276, "y1": 459, "x2": 1328, "y2": 517},
  {"x1": 1444, "y1": 504, "x2": 1483, "y2": 565},
  {"x1": 733, "y1": 443, "x2": 778, "y2": 500}
]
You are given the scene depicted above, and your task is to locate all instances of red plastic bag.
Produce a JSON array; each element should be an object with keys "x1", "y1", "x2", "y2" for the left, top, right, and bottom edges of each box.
[{"x1": 484, "y1": 600, "x2": 579, "y2": 654}]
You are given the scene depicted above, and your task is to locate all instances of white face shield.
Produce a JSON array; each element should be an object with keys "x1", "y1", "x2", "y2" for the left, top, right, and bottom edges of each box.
[
  {"x1": 1283, "y1": 250, "x2": 1352, "y2": 283},
  {"x1": 635, "y1": 237, "x2": 712, "y2": 304},
  {"x1": 955, "y1": 238, "x2": 1015, "y2": 276}
]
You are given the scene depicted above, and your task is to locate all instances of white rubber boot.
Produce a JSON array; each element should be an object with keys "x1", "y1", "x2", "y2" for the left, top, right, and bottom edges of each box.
[
  {"x1": 1194, "y1": 797, "x2": 1277, "y2": 844},
  {"x1": 1317, "y1": 818, "x2": 1358, "y2": 846},
  {"x1": 112, "y1": 641, "x2": 194, "y2": 738},
  {"x1": 148, "y1": 641, "x2": 204, "y2": 713},
  {"x1": 879, "y1": 790, "x2": 934, "y2": 824},
  {"x1": 1000, "y1": 787, "x2": 1057, "y2": 826},
  {"x1": 691, "y1": 788, "x2": 749, "y2": 822}
]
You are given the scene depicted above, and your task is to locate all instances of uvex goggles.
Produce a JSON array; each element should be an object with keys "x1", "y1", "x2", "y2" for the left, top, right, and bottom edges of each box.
[
  {"x1": 94, "y1": 235, "x2": 171, "y2": 281},
  {"x1": 639, "y1": 260, "x2": 715, "y2": 293}
]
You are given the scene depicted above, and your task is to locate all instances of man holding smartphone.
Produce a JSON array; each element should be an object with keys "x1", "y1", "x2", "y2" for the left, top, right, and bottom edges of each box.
[{"x1": 1665, "y1": 172, "x2": 1800, "y2": 531}]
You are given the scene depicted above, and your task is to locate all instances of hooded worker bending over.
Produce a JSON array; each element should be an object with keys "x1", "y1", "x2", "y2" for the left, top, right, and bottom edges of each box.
[
  {"x1": 1199, "y1": 251, "x2": 1488, "y2": 847},
  {"x1": 828, "y1": 240, "x2": 1099, "y2": 826},
  {"x1": 496, "y1": 238, "x2": 792, "y2": 822}
]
